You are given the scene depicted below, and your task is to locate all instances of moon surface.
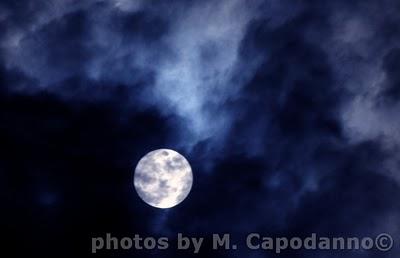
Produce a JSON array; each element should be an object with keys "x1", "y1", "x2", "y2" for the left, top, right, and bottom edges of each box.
[{"x1": 134, "y1": 149, "x2": 193, "y2": 208}]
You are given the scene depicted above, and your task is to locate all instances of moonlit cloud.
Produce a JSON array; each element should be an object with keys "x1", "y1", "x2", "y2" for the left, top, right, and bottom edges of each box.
[
  {"x1": 151, "y1": 0, "x2": 258, "y2": 147},
  {"x1": 2, "y1": 0, "x2": 261, "y2": 149}
]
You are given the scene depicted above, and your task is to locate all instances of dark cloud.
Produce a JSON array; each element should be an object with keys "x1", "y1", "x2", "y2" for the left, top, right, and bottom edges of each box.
[
  {"x1": 17, "y1": 10, "x2": 92, "y2": 79},
  {"x1": 380, "y1": 48, "x2": 400, "y2": 103},
  {"x1": 1, "y1": 65, "x2": 179, "y2": 257}
]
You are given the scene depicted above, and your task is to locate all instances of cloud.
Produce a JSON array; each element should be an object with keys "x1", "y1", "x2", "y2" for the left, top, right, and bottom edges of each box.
[
  {"x1": 148, "y1": 0, "x2": 262, "y2": 149},
  {"x1": 381, "y1": 48, "x2": 400, "y2": 102},
  {"x1": 1, "y1": 0, "x2": 262, "y2": 150}
]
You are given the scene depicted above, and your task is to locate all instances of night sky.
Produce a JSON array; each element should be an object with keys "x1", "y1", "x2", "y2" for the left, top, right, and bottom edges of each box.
[{"x1": 2, "y1": 0, "x2": 400, "y2": 257}]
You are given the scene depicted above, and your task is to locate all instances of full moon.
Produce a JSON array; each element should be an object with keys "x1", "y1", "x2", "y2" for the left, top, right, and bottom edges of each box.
[{"x1": 134, "y1": 149, "x2": 193, "y2": 209}]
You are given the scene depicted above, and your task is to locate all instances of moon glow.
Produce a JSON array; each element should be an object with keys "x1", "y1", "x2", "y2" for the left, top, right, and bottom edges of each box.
[{"x1": 134, "y1": 149, "x2": 193, "y2": 208}]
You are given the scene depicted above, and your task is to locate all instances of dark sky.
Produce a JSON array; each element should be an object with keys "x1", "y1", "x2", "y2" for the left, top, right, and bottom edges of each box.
[{"x1": 1, "y1": 0, "x2": 400, "y2": 257}]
